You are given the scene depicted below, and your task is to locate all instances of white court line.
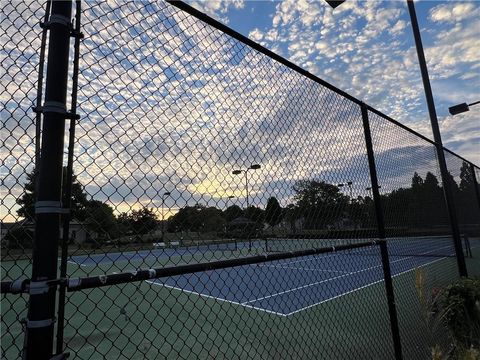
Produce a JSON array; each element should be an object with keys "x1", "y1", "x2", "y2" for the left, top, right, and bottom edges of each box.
[
  {"x1": 243, "y1": 244, "x2": 452, "y2": 305},
  {"x1": 284, "y1": 256, "x2": 450, "y2": 316},
  {"x1": 283, "y1": 243, "x2": 467, "y2": 316},
  {"x1": 146, "y1": 280, "x2": 288, "y2": 317},
  {"x1": 143, "y1": 243, "x2": 475, "y2": 317},
  {"x1": 241, "y1": 262, "x2": 384, "y2": 305},
  {"x1": 242, "y1": 255, "x2": 413, "y2": 305},
  {"x1": 66, "y1": 259, "x2": 88, "y2": 267}
]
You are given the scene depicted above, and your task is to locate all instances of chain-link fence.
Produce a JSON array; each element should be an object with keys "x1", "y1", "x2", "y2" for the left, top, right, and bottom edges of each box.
[{"x1": 1, "y1": 1, "x2": 479, "y2": 359}]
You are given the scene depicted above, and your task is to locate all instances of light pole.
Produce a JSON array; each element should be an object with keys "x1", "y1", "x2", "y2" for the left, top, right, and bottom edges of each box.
[
  {"x1": 338, "y1": 181, "x2": 353, "y2": 201},
  {"x1": 161, "y1": 192, "x2": 171, "y2": 243},
  {"x1": 449, "y1": 100, "x2": 480, "y2": 116},
  {"x1": 224, "y1": 195, "x2": 236, "y2": 250},
  {"x1": 232, "y1": 164, "x2": 261, "y2": 208},
  {"x1": 226, "y1": 195, "x2": 235, "y2": 210},
  {"x1": 365, "y1": 186, "x2": 380, "y2": 196}
]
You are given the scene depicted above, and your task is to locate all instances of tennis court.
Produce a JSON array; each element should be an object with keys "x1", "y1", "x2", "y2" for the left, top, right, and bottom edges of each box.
[
  {"x1": 67, "y1": 240, "x2": 265, "y2": 267},
  {"x1": 67, "y1": 236, "x2": 475, "y2": 316}
]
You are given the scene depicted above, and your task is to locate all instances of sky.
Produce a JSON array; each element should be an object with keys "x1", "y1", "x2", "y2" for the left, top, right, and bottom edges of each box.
[
  {"x1": 1, "y1": 0, "x2": 479, "y2": 222},
  {"x1": 187, "y1": 0, "x2": 480, "y2": 163}
]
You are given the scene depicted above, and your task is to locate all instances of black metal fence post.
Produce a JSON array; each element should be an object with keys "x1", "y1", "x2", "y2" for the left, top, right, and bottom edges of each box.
[
  {"x1": 24, "y1": 1, "x2": 72, "y2": 359},
  {"x1": 407, "y1": 0, "x2": 468, "y2": 278},
  {"x1": 361, "y1": 104, "x2": 403, "y2": 360},
  {"x1": 56, "y1": 1, "x2": 82, "y2": 354}
]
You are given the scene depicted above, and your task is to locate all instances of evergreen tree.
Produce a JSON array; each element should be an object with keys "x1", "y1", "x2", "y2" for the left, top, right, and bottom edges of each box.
[
  {"x1": 459, "y1": 162, "x2": 473, "y2": 192},
  {"x1": 16, "y1": 167, "x2": 88, "y2": 220},
  {"x1": 265, "y1": 197, "x2": 283, "y2": 227}
]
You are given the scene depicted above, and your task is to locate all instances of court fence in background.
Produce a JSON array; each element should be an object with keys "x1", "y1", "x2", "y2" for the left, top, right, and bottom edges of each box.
[{"x1": 1, "y1": 1, "x2": 480, "y2": 359}]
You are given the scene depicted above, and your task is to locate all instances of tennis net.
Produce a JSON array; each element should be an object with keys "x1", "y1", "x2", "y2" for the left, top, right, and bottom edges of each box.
[{"x1": 265, "y1": 235, "x2": 472, "y2": 258}]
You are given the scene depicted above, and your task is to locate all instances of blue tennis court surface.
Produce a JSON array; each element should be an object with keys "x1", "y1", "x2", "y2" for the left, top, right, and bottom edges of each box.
[
  {"x1": 68, "y1": 237, "x2": 478, "y2": 316},
  {"x1": 147, "y1": 249, "x2": 452, "y2": 316}
]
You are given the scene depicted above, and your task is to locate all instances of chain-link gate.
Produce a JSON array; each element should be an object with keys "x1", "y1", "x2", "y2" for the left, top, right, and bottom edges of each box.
[{"x1": 2, "y1": 1, "x2": 480, "y2": 359}]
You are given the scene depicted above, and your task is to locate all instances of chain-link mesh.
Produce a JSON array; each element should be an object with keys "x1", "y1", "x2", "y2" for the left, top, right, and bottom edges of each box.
[
  {"x1": 369, "y1": 111, "x2": 464, "y2": 359},
  {"x1": 1, "y1": 1, "x2": 46, "y2": 359},
  {"x1": 1, "y1": 1, "x2": 479, "y2": 360},
  {"x1": 443, "y1": 150, "x2": 480, "y2": 277}
]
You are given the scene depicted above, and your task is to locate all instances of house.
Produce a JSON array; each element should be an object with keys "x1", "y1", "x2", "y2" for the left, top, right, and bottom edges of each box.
[
  {"x1": 1, "y1": 219, "x2": 96, "y2": 247},
  {"x1": 0, "y1": 221, "x2": 19, "y2": 244},
  {"x1": 227, "y1": 217, "x2": 262, "y2": 238},
  {"x1": 268, "y1": 217, "x2": 305, "y2": 234},
  {"x1": 328, "y1": 216, "x2": 359, "y2": 230}
]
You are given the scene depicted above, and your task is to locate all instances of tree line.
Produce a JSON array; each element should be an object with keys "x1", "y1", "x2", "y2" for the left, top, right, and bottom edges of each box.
[{"x1": 6, "y1": 162, "x2": 479, "y2": 247}]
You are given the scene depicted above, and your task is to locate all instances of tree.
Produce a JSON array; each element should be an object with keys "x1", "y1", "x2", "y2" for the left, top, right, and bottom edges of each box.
[
  {"x1": 283, "y1": 204, "x2": 301, "y2": 233},
  {"x1": 424, "y1": 171, "x2": 440, "y2": 190},
  {"x1": 349, "y1": 196, "x2": 375, "y2": 229},
  {"x1": 16, "y1": 167, "x2": 88, "y2": 220},
  {"x1": 265, "y1": 197, "x2": 282, "y2": 227},
  {"x1": 457, "y1": 162, "x2": 479, "y2": 224},
  {"x1": 168, "y1": 204, "x2": 204, "y2": 232},
  {"x1": 199, "y1": 207, "x2": 225, "y2": 232},
  {"x1": 411, "y1": 172, "x2": 424, "y2": 189},
  {"x1": 459, "y1": 162, "x2": 473, "y2": 193},
  {"x1": 224, "y1": 205, "x2": 243, "y2": 222},
  {"x1": 245, "y1": 206, "x2": 264, "y2": 224},
  {"x1": 293, "y1": 180, "x2": 349, "y2": 229},
  {"x1": 84, "y1": 200, "x2": 119, "y2": 241},
  {"x1": 168, "y1": 204, "x2": 228, "y2": 233},
  {"x1": 129, "y1": 207, "x2": 158, "y2": 234}
]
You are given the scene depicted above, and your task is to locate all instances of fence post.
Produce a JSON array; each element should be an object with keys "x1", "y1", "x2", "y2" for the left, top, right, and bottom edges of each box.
[
  {"x1": 360, "y1": 104, "x2": 403, "y2": 360},
  {"x1": 407, "y1": 0, "x2": 467, "y2": 278},
  {"x1": 56, "y1": 0, "x2": 82, "y2": 353},
  {"x1": 24, "y1": 1, "x2": 72, "y2": 359}
]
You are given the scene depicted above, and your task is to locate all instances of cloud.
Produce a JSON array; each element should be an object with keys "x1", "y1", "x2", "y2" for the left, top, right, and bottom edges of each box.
[
  {"x1": 389, "y1": 20, "x2": 406, "y2": 35},
  {"x1": 185, "y1": 0, "x2": 245, "y2": 23},
  {"x1": 2, "y1": 0, "x2": 478, "y2": 225},
  {"x1": 429, "y1": 2, "x2": 477, "y2": 23}
]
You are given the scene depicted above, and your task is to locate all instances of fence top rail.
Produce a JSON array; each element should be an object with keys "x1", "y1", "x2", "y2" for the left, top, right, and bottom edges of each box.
[
  {"x1": 443, "y1": 147, "x2": 480, "y2": 169},
  {"x1": 167, "y1": 0, "x2": 478, "y2": 169},
  {"x1": 0, "y1": 240, "x2": 380, "y2": 294}
]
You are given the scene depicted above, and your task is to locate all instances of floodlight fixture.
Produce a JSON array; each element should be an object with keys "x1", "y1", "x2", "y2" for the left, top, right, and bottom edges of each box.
[
  {"x1": 448, "y1": 100, "x2": 480, "y2": 116},
  {"x1": 232, "y1": 164, "x2": 261, "y2": 207},
  {"x1": 324, "y1": 0, "x2": 346, "y2": 9}
]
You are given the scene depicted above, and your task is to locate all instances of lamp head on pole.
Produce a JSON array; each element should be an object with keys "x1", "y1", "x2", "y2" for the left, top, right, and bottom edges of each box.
[
  {"x1": 448, "y1": 103, "x2": 469, "y2": 116},
  {"x1": 249, "y1": 164, "x2": 261, "y2": 170},
  {"x1": 325, "y1": 0, "x2": 346, "y2": 9}
]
